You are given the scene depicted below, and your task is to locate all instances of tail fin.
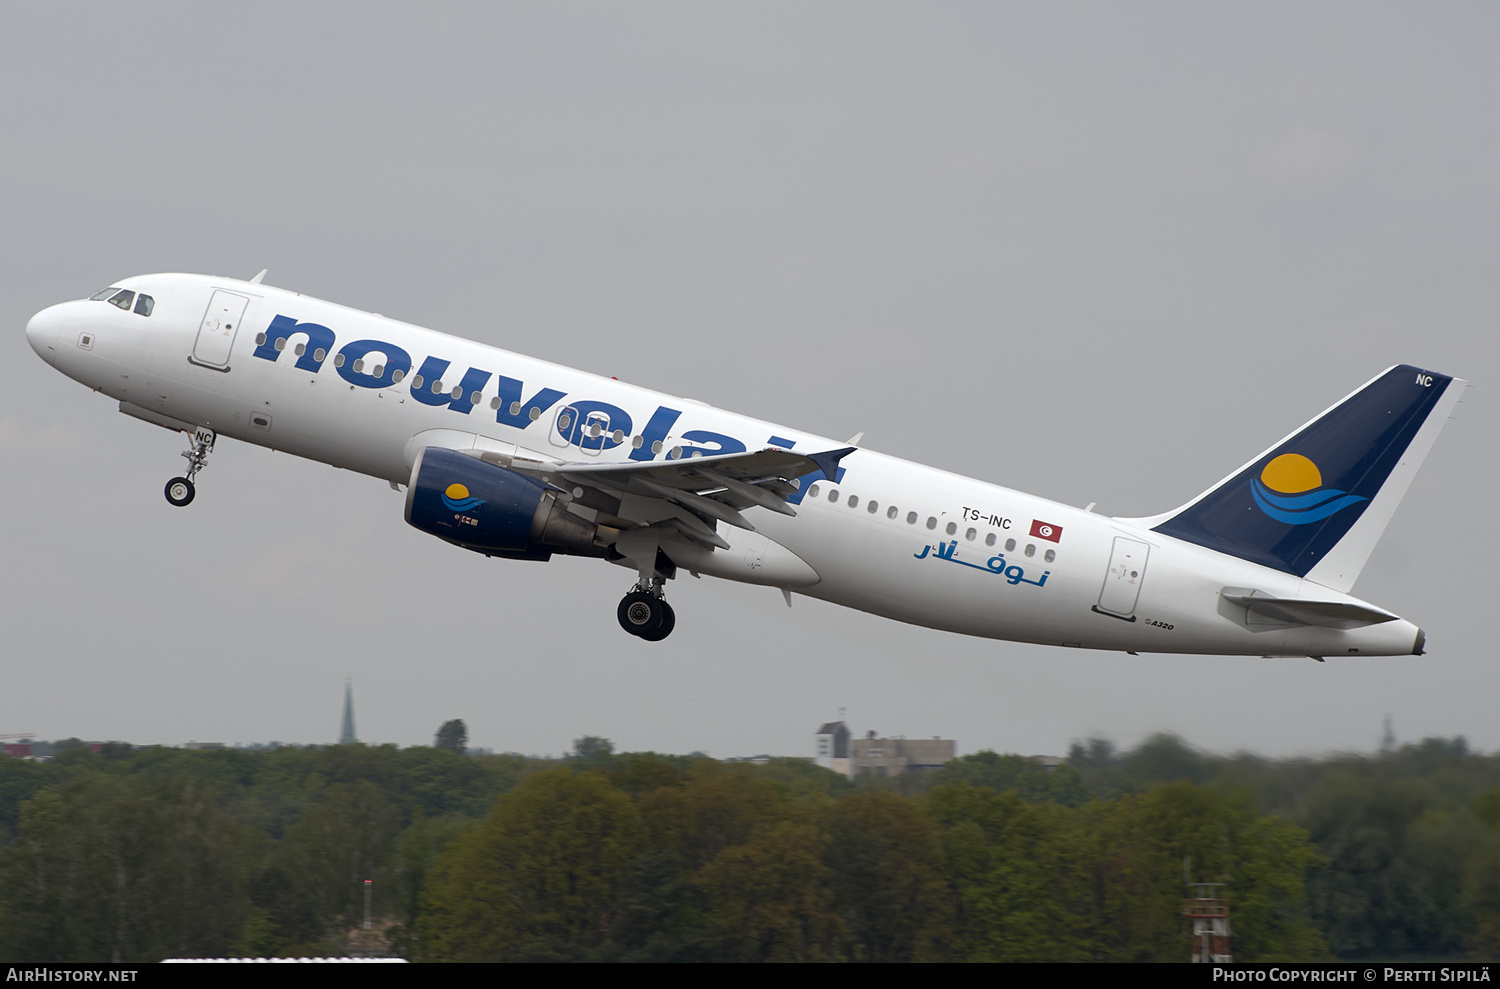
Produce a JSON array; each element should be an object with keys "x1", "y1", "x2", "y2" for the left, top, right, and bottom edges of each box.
[{"x1": 1135, "y1": 365, "x2": 1465, "y2": 592}]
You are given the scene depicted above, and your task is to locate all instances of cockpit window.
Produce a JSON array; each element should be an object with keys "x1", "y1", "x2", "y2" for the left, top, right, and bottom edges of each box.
[
  {"x1": 90, "y1": 287, "x2": 119, "y2": 301},
  {"x1": 106, "y1": 289, "x2": 135, "y2": 310},
  {"x1": 133, "y1": 294, "x2": 154, "y2": 316}
]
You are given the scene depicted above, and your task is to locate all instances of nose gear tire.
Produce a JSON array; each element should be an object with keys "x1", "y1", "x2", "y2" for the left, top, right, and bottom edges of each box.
[{"x1": 165, "y1": 477, "x2": 196, "y2": 507}]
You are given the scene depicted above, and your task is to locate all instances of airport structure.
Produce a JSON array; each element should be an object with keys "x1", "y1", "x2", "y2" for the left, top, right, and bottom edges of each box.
[{"x1": 816, "y1": 721, "x2": 954, "y2": 778}]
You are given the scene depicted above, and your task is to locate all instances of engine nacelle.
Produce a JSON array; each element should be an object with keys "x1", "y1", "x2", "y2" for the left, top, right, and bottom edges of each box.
[{"x1": 404, "y1": 446, "x2": 599, "y2": 560}]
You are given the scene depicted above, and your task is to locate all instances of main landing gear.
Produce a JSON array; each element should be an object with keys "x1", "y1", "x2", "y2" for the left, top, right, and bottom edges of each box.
[
  {"x1": 617, "y1": 579, "x2": 676, "y2": 641},
  {"x1": 165, "y1": 427, "x2": 215, "y2": 507}
]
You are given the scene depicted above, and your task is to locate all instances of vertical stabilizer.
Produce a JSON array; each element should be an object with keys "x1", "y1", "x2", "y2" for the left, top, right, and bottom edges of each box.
[{"x1": 1133, "y1": 365, "x2": 1465, "y2": 592}]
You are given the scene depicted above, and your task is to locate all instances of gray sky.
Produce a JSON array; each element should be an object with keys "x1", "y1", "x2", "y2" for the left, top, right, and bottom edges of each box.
[{"x1": 4, "y1": 3, "x2": 1495, "y2": 759}]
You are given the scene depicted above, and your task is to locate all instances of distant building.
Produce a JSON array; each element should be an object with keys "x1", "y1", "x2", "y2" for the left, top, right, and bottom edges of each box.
[
  {"x1": 816, "y1": 722, "x2": 954, "y2": 778},
  {"x1": 849, "y1": 732, "x2": 954, "y2": 778},
  {"x1": 815, "y1": 721, "x2": 850, "y2": 776},
  {"x1": 2, "y1": 740, "x2": 97, "y2": 761}
]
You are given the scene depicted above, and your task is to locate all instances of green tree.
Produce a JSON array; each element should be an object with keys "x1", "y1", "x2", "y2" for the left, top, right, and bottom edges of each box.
[
  {"x1": 933, "y1": 751, "x2": 1093, "y2": 806},
  {"x1": 695, "y1": 816, "x2": 842, "y2": 961},
  {"x1": 274, "y1": 781, "x2": 403, "y2": 949},
  {"x1": 433, "y1": 720, "x2": 467, "y2": 754},
  {"x1": 0, "y1": 776, "x2": 256, "y2": 962},
  {"x1": 825, "y1": 790, "x2": 953, "y2": 961},
  {"x1": 926, "y1": 784, "x2": 1099, "y2": 960},
  {"x1": 417, "y1": 768, "x2": 641, "y2": 961},
  {"x1": 572, "y1": 736, "x2": 615, "y2": 762}
]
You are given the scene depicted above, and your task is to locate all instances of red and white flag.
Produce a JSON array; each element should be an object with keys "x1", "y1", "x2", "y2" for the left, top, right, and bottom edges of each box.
[{"x1": 1030, "y1": 519, "x2": 1063, "y2": 543}]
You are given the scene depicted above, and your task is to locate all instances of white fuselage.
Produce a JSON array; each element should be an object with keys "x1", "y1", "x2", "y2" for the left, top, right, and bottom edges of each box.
[{"x1": 26, "y1": 273, "x2": 1425, "y2": 657}]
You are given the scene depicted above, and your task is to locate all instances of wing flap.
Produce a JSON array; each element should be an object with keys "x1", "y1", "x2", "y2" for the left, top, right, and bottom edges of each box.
[{"x1": 500, "y1": 445, "x2": 855, "y2": 530}]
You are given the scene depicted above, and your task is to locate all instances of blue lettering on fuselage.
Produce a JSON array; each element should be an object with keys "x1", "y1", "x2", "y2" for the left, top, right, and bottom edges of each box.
[
  {"x1": 254, "y1": 315, "x2": 335, "y2": 372},
  {"x1": 251, "y1": 314, "x2": 770, "y2": 462},
  {"x1": 335, "y1": 339, "x2": 413, "y2": 389},
  {"x1": 410, "y1": 356, "x2": 493, "y2": 414},
  {"x1": 630, "y1": 406, "x2": 681, "y2": 461},
  {"x1": 681, "y1": 430, "x2": 747, "y2": 458},
  {"x1": 557, "y1": 400, "x2": 633, "y2": 450}
]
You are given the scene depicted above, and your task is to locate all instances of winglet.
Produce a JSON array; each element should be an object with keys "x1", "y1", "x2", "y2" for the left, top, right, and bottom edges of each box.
[
  {"x1": 806, "y1": 446, "x2": 857, "y2": 481},
  {"x1": 249, "y1": 269, "x2": 268, "y2": 284}
]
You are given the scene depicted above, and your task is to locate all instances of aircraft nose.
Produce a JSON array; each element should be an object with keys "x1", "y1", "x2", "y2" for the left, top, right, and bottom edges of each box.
[{"x1": 26, "y1": 305, "x2": 61, "y2": 366}]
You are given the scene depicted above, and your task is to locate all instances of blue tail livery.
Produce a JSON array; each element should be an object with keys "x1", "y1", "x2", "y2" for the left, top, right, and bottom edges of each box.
[{"x1": 1147, "y1": 365, "x2": 1463, "y2": 588}]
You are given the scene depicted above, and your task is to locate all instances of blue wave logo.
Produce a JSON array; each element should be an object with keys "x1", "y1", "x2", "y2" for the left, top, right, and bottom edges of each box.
[
  {"x1": 441, "y1": 482, "x2": 484, "y2": 512},
  {"x1": 1251, "y1": 454, "x2": 1365, "y2": 525}
]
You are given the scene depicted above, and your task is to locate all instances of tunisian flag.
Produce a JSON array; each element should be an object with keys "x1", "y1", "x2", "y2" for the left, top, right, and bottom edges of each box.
[{"x1": 1030, "y1": 519, "x2": 1063, "y2": 543}]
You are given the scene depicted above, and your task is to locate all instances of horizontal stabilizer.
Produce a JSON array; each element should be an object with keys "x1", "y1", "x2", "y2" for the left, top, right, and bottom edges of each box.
[{"x1": 1219, "y1": 587, "x2": 1399, "y2": 631}]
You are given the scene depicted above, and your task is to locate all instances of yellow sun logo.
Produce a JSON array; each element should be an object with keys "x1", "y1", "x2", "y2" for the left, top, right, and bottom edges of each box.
[{"x1": 1259, "y1": 454, "x2": 1322, "y2": 494}]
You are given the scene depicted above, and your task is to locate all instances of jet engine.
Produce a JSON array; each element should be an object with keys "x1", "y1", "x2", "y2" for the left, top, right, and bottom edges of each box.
[{"x1": 404, "y1": 446, "x2": 601, "y2": 561}]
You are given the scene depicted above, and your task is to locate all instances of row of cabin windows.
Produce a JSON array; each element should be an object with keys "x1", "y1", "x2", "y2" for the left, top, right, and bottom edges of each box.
[
  {"x1": 255, "y1": 332, "x2": 720, "y2": 458},
  {"x1": 236, "y1": 330, "x2": 1058, "y2": 541},
  {"x1": 804, "y1": 483, "x2": 1057, "y2": 562},
  {"x1": 90, "y1": 287, "x2": 154, "y2": 316},
  {"x1": 255, "y1": 335, "x2": 1029, "y2": 479}
]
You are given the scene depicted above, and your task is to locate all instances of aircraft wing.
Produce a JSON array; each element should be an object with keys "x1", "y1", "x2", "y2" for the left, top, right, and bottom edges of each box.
[{"x1": 501, "y1": 446, "x2": 856, "y2": 547}]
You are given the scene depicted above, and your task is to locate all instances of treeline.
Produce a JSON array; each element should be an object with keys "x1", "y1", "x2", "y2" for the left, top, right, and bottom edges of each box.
[{"x1": 0, "y1": 734, "x2": 1496, "y2": 962}]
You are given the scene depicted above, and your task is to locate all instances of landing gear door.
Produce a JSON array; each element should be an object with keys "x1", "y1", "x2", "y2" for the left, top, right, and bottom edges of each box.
[
  {"x1": 192, "y1": 290, "x2": 250, "y2": 369},
  {"x1": 1097, "y1": 536, "x2": 1149, "y2": 619}
]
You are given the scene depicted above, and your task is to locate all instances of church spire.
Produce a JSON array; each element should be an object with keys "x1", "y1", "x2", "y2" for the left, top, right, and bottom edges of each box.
[{"x1": 340, "y1": 679, "x2": 358, "y2": 745}]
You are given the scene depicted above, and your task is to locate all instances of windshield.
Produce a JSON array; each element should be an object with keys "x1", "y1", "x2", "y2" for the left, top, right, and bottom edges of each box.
[{"x1": 88, "y1": 287, "x2": 153, "y2": 315}]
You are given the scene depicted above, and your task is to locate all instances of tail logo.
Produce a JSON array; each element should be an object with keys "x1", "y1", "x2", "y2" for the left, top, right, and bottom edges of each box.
[
  {"x1": 1251, "y1": 454, "x2": 1365, "y2": 525},
  {"x1": 442, "y1": 483, "x2": 485, "y2": 512}
]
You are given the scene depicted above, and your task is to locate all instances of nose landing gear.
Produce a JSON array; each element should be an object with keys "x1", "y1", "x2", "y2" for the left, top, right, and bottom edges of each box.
[
  {"x1": 617, "y1": 580, "x2": 676, "y2": 641},
  {"x1": 165, "y1": 427, "x2": 215, "y2": 507}
]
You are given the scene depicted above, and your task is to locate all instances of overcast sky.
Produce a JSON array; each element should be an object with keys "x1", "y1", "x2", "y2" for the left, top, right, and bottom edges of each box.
[{"x1": 3, "y1": 3, "x2": 1495, "y2": 760}]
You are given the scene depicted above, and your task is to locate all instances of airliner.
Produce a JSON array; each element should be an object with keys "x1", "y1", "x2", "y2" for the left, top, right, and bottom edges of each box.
[{"x1": 26, "y1": 272, "x2": 1464, "y2": 654}]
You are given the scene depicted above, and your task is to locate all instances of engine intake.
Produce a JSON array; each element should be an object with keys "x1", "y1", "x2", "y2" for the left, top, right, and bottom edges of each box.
[{"x1": 404, "y1": 446, "x2": 600, "y2": 560}]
